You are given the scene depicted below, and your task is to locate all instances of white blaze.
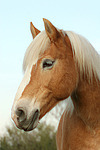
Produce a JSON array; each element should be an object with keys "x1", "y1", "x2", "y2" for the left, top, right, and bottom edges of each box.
[{"x1": 12, "y1": 31, "x2": 50, "y2": 114}]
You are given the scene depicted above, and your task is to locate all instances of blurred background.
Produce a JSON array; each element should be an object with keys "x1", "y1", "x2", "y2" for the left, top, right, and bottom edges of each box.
[{"x1": 0, "y1": 0, "x2": 100, "y2": 149}]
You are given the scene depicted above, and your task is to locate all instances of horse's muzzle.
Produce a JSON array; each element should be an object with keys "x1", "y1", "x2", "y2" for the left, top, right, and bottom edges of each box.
[{"x1": 12, "y1": 106, "x2": 40, "y2": 131}]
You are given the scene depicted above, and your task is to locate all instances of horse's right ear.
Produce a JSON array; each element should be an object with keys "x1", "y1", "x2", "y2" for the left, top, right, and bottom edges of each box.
[{"x1": 30, "y1": 22, "x2": 41, "y2": 39}]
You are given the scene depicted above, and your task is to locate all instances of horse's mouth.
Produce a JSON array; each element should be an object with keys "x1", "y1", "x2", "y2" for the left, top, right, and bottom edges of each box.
[{"x1": 24, "y1": 109, "x2": 40, "y2": 131}]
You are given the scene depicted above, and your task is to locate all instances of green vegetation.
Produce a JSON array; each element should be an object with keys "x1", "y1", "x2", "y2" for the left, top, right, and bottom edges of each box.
[{"x1": 0, "y1": 123, "x2": 56, "y2": 150}]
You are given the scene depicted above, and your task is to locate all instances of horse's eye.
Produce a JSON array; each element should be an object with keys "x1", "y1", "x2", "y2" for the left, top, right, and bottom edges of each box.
[{"x1": 43, "y1": 59, "x2": 55, "y2": 69}]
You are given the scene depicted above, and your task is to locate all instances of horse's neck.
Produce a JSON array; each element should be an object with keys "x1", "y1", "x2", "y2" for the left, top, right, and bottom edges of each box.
[{"x1": 71, "y1": 76, "x2": 100, "y2": 129}]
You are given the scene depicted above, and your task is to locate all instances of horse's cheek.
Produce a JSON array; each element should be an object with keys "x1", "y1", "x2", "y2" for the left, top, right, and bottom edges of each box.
[{"x1": 52, "y1": 72, "x2": 77, "y2": 100}]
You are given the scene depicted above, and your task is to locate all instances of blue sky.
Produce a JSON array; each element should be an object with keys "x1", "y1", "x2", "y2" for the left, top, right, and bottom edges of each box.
[{"x1": 0, "y1": 0, "x2": 100, "y2": 134}]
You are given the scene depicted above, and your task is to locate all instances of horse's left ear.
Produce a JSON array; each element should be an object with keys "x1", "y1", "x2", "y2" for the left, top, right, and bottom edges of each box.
[
  {"x1": 30, "y1": 22, "x2": 41, "y2": 39},
  {"x1": 43, "y1": 18, "x2": 61, "y2": 42}
]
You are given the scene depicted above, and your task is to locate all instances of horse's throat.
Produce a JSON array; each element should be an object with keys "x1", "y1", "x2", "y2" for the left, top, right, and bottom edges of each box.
[{"x1": 71, "y1": 78, "x2": 100, "y2": 129}]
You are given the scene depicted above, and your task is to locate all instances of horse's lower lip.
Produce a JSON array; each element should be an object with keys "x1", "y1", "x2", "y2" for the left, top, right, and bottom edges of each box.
[{"x1": 24, "y1": 110, "x2": 39, "y2": 131}]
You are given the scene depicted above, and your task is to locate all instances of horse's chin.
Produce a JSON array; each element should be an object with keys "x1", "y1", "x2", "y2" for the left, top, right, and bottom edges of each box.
[
  {"x1": 23, "y1": 124, "x2": 37, "y2": 132},
  {"x1": 20, "y1": 119, "x2": 39, "y2": 132}
]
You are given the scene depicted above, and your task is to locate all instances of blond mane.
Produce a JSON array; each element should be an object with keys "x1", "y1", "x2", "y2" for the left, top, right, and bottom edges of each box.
[
  {"x1": 23, "y1": 30, "x2": 100, "y2": 81},
  {"x1": 66, "y1": 31, "x2": 100, "y2": 81}
]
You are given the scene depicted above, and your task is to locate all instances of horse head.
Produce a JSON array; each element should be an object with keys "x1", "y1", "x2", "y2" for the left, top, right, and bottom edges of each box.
[{"x1": 11, "y1": 19, "x2": 78, "y2": 131}]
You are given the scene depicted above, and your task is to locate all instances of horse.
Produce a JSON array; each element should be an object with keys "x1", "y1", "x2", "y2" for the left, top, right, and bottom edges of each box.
[{"x1": 11, "y1": 19, "x2": 100, "y2": 150}]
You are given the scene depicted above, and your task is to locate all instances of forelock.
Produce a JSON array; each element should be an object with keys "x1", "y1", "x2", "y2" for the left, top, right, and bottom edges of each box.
[{"x1": 23, "y1": 31, "x2": 50, "y2": 73}]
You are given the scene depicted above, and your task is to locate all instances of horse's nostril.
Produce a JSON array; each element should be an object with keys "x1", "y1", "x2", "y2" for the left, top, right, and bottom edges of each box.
[{"x1": 16, "y1": 108, "x2": 26, "y2": 123}]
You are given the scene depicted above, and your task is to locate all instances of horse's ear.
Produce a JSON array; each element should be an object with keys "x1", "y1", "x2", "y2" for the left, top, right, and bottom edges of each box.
[
  {"x1": 30, "y1": 22, "x2": 41, "y2": 39},
  {"x1": 43, "y1": 18, "x2": 60, "y2": 42}
]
